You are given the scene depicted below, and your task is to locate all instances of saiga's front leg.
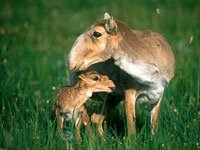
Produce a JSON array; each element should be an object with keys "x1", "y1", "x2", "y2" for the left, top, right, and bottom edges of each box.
[{"x1": 125, "y1": 89, "x2": 137, "y2": 136}]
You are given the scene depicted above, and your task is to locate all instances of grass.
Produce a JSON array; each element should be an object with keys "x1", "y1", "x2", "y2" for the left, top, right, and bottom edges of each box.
[{"x1": 0, "y1": 0, "x2": 200, "y2": 149}]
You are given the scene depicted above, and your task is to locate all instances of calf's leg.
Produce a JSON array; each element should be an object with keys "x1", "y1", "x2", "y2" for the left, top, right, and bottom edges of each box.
[
  {"x1": 76, "y1": 110, "x2": 93, "y2": 141},
  {"x1": 57, "y1": 115, "x2": 64, "y2": 132},
  {"x1": 91, "y1": 94, "x2": 121, "y2": 135}
]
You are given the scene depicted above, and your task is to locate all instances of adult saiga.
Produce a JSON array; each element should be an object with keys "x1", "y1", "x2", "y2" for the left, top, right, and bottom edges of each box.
[{"x1": 68, "y1": 13, "x2": 175, "y2": 135}]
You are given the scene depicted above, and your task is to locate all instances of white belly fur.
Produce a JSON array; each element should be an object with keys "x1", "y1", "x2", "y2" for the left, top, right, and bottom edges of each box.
[{"x1": 115, "y1": 56, "x2": 169, "y2": 103}]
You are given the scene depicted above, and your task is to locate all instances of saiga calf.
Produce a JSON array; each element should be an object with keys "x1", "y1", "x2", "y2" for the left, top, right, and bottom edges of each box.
[{"x1": 53, "y1": 71, "x2": 115, "y2": 140}]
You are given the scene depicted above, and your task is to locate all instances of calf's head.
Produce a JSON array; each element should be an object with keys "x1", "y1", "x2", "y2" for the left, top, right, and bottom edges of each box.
[
  {"x1": 78, "y1": 71, "x2": 115, "y2": 93},
  {"x1": 68, "y1": 13, "x2": 121, "y2": 71}
]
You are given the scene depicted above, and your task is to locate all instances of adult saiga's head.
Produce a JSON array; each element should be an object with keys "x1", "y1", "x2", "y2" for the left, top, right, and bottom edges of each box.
[{"x1": 68, "y1": 13, "x2": 122, "y2": 71}]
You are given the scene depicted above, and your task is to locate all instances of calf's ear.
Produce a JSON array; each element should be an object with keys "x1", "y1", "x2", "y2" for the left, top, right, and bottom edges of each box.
[{"x1": 78, "y1": 74, "x2": 85, "y2": 81}]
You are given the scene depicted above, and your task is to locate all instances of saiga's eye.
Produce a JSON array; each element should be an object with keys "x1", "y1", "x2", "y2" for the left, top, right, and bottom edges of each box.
[{"x1": 93, "y1": 31, "x2": 102, "y2": 38}]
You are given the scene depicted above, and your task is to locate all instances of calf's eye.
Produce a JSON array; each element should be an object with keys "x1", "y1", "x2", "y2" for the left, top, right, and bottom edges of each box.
[
  {"x1": 92, "y1": 76, "x2": 99, "y2": 81},
  {"x1": 93, "y1": 31, "x2": 102, "y2": 38}
]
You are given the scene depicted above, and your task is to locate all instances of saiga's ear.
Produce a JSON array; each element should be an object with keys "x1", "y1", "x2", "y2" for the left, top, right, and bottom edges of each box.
[
  {"x1": 104, "y1": 12, "x2": 118, "y2": 34},
  {"x1": 104, "y1": 12, "x2": 111, "y2": 20}
]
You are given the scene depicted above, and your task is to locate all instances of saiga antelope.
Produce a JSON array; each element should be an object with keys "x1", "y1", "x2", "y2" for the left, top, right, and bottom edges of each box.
[
  {"x1": 53, "y1": 71, "x2": 115, "y2": 140},
  {"x1": 68, "y1": 13, "x2": 175, "y2": 135}
]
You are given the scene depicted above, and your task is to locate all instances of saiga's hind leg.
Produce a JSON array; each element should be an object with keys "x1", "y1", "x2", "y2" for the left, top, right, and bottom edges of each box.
[{"x1": 151, "y1": 97, "x2": 162, "y2": 135}]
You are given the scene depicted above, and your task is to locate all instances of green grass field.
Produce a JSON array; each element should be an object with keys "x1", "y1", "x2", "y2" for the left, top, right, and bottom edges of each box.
[{"x1": 0, "y1": 0, "x2": 200, "y2": 149}]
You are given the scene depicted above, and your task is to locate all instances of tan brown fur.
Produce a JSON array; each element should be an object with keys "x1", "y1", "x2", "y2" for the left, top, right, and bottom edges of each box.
[
  {"x1": 95, "y1": 20, "x2": 174, "y2": 80},
  {"x1": 68, "y1": 13, "x2": 175, "y2": 136},
  {"x1": 53, "y1": 71, "x2": 115, "y2": 140}
]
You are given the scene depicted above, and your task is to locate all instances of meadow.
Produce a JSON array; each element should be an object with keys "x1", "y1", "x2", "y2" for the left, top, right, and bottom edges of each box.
[{"x1": 0, "y1": 0, "x2": 200, "y2": 149}]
